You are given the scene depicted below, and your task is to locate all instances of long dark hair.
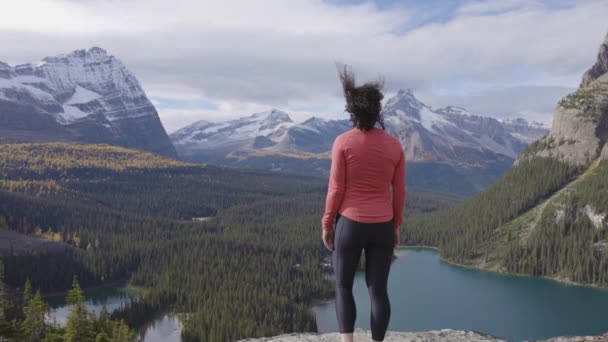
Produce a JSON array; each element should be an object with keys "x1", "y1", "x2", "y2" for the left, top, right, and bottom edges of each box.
[{"x1": 337, "y1": 63, "x2": 385, "y2": 131}]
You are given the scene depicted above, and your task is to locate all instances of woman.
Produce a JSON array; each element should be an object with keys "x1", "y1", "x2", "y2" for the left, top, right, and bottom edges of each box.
[{"x1": 321, "y1": 64, "x2": 406, "y2": 342}]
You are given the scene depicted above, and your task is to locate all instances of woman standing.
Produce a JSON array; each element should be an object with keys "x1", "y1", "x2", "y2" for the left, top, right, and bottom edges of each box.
[{"x1": 321, "y1": 64, "x2": 406, "y2": 342}]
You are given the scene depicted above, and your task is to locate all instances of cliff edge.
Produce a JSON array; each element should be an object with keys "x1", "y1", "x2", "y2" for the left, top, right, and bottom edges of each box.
[{"x1": 236, "y1": 328, "x2": 608, "y2": 342}]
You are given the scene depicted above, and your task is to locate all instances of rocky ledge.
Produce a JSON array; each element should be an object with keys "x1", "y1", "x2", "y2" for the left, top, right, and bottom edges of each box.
[{"x1": 236, "y1": 328, "x2": 608, "y2": 342}]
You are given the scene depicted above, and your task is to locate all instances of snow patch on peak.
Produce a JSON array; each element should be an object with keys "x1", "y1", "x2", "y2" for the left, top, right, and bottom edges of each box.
[
  {"x1": 396, "y1": 88, "x2": 414, "y2": 96},
  {"x1": 42, "y1": 47, "x2": 115, "y2": 68},
  {"x1": 59, "y1": 105, "x2": 90, "y2": 124},
  {"x1": 383, "y1": 89, "x2": 426, "y2": 120},
  {"x1": 419, "y1": 106, "x2": 454, "y2": 135},
  {"x1": 303, "y1": 116, "x2": 322, "y2": 122},
  {"x1": 385, "y1": 89, "x2": 422, "y2": 107},
  {"x1": 189, "y1": 120, "x2": 213, "y2": 128},
  {"x1": 65, "y1": 86, "x2": 101, "y2": 105},
  {"x1": 63, "y1": 47, "x2": 109, "y2": 59},
  {"x1": 438, "y1": 106, "x2": 472, "y2": 116},
  {"x1": 250, "y1": 109, "x2": 292, "y2": 123}
]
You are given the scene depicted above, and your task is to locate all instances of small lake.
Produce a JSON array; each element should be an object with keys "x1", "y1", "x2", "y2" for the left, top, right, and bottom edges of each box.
[
  {"x1": 313, "y1": 247, "x2": 608, "y2": 342},
  {"x1": 45, "y1": 287, "x2": 182, "y2": 342}
]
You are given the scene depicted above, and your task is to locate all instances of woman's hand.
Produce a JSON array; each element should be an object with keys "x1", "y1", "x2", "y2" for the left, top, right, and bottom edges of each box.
[
  {"x1": 394, "y1": 229, "x2": 400, "y2": 246},
  {"x1": 322, "y1": 229, "x2": 334, "y2": 252}
]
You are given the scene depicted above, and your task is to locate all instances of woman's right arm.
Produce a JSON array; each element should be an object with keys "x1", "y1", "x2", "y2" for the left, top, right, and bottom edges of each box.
[
  {"x1": 392, "y1": 148, "x2": 406, "y2": 230},
  {"x1": 321, "y1": 137, "x2": 346, "y2": 232}
]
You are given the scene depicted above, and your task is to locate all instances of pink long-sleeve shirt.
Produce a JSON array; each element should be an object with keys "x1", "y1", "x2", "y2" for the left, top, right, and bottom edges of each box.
[{"x1": 322, "y1": 127, "x2": 406, "y2": 231}]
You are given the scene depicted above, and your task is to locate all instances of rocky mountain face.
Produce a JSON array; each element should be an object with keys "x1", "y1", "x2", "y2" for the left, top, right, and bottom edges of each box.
[
  {"x1": 580, "y1": 33, "x2": 608, "y2": 88},
  {"x1": 519, "y1": 33, "x2": 608, "y2": 166},
  {"x1": 0, "y1": 47, "x2": 177, "y2": 157},
  {"x1": 171, "y1": 90, "x2": 547, "y2": 195}
]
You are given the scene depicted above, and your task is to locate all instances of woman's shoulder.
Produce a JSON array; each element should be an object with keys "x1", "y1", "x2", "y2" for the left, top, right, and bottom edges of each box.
[
  {"x1": 335, "y1": 128, "x2": 356, "y2": 142},
  {"x1": 376, "y1": 128, "x2": 401, "y2": 145}
]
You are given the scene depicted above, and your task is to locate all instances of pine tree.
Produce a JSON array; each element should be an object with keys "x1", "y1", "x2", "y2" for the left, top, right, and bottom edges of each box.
[
  {"x1": 64, "y1": 275, "x2": 93, "y2": 342},
  {"x1": 23, "y1": 278, "x2": 33, "y2": 307},
  {"x1": 112, "y1": 320, "x2": 135, "y2": 342},
  {"x1": 95, "y1": 305, "x2": 112, "y2": 338},
  {"x1": 22, "y1": 290, "x2": 48, "y2": 341},
  {"x1": 0, "y1": 259, "x2": 11, "y2": 333},
  {"x1": 65, "y1": 276, "x2": 84, "y2": 306},
  {"x1": 95, "y1": 331, "x2": 110, "y2": 342}
]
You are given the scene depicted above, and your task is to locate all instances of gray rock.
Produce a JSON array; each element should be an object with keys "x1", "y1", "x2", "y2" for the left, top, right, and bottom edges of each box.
[
  {"x1": 236, "y1": 328, "x2": 506, "y2": 342},
  {"x1": 531, "y1": 332, "x2": 608, "y2": 341},
  {"x1": 580, "y1": 33, "x2": 608, "y2": 88},
  {"x1": 519, "y1": 31, "x2": 608, "y2": 166},
  {"x1": 237, "y1": 329, "x2": 608, "y2": 342}
]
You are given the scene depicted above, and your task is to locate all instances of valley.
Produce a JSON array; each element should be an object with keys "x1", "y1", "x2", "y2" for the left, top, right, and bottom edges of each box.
[{"x1": 0, "y1": 142, "x2": 456, "y2": 341}]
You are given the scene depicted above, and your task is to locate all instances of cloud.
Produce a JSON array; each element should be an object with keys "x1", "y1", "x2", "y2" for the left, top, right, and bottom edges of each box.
[
  {"x1": 457, "y1": 0, "x2": 539, "y2": 15},
  {"x1": 1, "y1": 0, "x2": 607, "y2": 131}
]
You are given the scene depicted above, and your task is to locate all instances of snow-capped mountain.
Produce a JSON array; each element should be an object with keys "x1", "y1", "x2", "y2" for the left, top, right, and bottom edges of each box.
[
  {"x1": 382, "y1": 89, "x2": 527, "y2": 165},
  {"x1": 172, "y1": 89, "x2": 546, "y2": 166},
  {"x1": 170, "y1": 90, "x2": 547, "y2": 194},
  {"x1": 171, "y1": 89, "x2": 547, "y2": 194},
  {"x1": 0, "y1": 47, "x2": 176, "y2": 157}
]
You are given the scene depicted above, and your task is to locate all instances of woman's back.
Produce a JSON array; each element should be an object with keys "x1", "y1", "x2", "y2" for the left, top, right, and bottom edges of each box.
[{"x1": 321, "y1": 127, "x2": 405, "y2": 231}]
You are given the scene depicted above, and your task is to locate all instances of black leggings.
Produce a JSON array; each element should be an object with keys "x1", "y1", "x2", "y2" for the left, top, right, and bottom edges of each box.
[{"x1": 332, "y1": 214, "x2": 394, "y2": 341}]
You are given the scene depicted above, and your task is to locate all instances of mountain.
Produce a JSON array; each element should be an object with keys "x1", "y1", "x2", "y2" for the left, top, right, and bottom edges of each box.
[
  {"x1": 518, "y1": 33, "x2": 608, "y2": 166},
  {"x1": 381, "y1": 89, "x2": 528, "y2": 164},
  {"x1": 171, "y1": 90, "x2": 547, "y2": 195},
  {"x1": 0, "y1": 47, "x2": 177, "y2": 157},
  {"x1": 403, "y1": 31, "x2": 608, "y2": 287}
]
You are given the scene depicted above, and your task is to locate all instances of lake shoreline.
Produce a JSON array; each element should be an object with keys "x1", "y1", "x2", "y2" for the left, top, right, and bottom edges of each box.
[
  {"x1": 326, "y1": 244, "x2": 606, "y2": 290},
  {"x1": 415, "y1": 246, "x2": 608, "y2": 291}
]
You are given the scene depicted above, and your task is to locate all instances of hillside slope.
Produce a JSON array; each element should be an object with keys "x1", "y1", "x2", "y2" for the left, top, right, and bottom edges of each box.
[{"x1": 404, "y1": 31, "x2": 608, "y2": 287}]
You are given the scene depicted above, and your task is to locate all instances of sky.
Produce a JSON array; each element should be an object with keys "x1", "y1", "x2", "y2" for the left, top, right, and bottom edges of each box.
[{"x1": 1, "y1": 0, "x2": 607, "y2": 133}]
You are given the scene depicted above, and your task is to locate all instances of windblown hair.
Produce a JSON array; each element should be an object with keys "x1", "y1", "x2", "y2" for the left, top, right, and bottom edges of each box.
[{"x1": 337, "y1": 63, "x2": 385, "y2": 131}]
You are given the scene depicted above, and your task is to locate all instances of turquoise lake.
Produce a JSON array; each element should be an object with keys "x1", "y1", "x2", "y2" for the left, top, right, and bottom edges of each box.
[{"x1": 313, "y1": 247, "x2": 608, "y2": 342}]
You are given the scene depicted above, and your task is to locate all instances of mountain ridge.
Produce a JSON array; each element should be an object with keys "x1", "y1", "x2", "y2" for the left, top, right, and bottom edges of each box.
[
  {"x1": 0, "y1": 47, "x2": 177, "y2": 157},
  {"x1": 172, "y1": 90, "x2": 547, "y2": 165},
  {"x1": 171, "y1": 90, "x2": 548, "y2": 195}
]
